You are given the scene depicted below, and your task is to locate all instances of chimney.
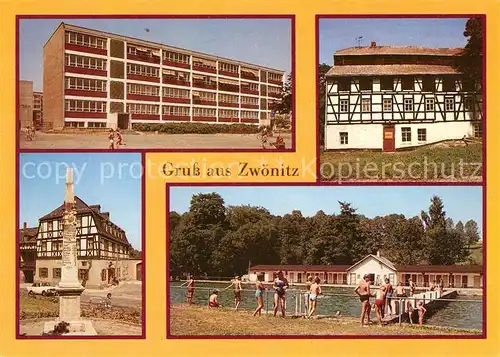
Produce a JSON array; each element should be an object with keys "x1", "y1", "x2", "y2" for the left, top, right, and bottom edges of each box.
[
  {"x1": 370, "y1": 41, "x2": 377, "y2": 48},
  {"x1": 23, "y1": 222, "x2": 27, "y2": 229},
  {"x1": 376, "y1": 250, "x2": 380, "y2": 257},
  {"x1": 102, "y1": 212, "x2": 110, "y2": 220}
]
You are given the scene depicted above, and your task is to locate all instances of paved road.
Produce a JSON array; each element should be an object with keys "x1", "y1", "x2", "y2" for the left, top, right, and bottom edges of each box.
[
  {"x1": 20, "y1": 132, "x2": 292, "y2": 149},
  {"x1": 82, "y1": 283, "x2": 143, "y2": 309}
]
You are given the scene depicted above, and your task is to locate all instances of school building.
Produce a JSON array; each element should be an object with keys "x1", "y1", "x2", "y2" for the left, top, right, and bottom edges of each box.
[
  {"x1": 248, "y1": 252, "x2": 483, "y2": 288},
  {"x1": 42, "y1": 22, "x2": 285, "y2": 131}
]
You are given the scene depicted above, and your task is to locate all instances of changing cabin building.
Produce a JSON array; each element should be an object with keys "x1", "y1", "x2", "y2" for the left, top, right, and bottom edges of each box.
[
  {"x1": 324, "y1": 42, "x2": 483, "y2": 151},
  {"x1": 23, "y1": 196, "x2": 142, "y2": 288},
  {"x1": 42, "y1": 22, "x2": 285, "y2": 131}
]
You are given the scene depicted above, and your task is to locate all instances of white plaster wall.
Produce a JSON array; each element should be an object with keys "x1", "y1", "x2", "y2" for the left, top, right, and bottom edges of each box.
[
  {"x1": 348, "y1": 257, "x2": 396, "y2": 286},
  {"x1": 395, "y1": 121, "x2": 474, "y2": 149},
  {"x1": 325, "y1": 124, "x2": 383, "y2": 150}
]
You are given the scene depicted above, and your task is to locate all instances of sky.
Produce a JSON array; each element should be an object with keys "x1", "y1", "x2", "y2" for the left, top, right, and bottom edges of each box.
[
  {"x1": 19, "y1": 153, "x2": 142, "y2": 249},
  {"x1": 169, "y1": 186, "x2": 483, "y2": 234},
  {"x1": 319, "y1": 18, "x2": 469, "y2": 65},
  {"x1": 19, "y1": 18, "x2": 292, "y2": 92}
]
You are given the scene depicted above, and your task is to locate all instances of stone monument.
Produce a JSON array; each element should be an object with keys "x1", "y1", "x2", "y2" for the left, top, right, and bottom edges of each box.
[{"x1": 43, "y1": 168, "x2": 97, "y2": 335}]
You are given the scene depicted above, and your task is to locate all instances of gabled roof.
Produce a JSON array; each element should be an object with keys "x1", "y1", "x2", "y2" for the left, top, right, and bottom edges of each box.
[
  {"x1": 39, "y1": 196, "x2": 130, "y2": 246},
  {"x1": 249, "y1": 264, "x2": 350, "y2": 272},
  {"x1": 347, "y1": 254, "x2": 396, "y2": 272},
  {"x1": 19, "y1": 227, "x2": 39, "y2": 244},
  {"x1": 326, "y1": 64, "x2": 458, "y2": 77},
  {"x1": 335, "y1": 46, "x2": 462, "y2": 56}
]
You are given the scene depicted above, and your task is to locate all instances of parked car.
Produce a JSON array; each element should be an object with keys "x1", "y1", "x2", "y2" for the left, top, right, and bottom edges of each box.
[{"x1": 26, "y1": 282, "x2": 57, "y2": 296}]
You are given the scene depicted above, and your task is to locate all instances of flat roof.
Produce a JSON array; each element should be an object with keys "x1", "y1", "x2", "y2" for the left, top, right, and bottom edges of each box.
[
  {"x1": 48, "y1": 22, "x2": 285, "y2": 74},
  {"x1": 335, "y1": 46, "x2": 462, "y2": 56},
  {"x1": 326, "y1": 64, "x2": 458, "y2": 77}
]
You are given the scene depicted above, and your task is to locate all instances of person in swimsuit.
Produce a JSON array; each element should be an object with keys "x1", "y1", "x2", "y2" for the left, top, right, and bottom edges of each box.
[
  {"x1": 409, "y1": 278, "x2": 416, "y2": 297},
  {"x1": 395, "y1": 282, "x2": 406, "y2": 297},
  {"x1": 273, "y1": 271, "x2": 289, "y2": 318},
  {"x1": 186, "y1": 275, "x2": 195, "y2": 304},
  {"x1": 354, "y1": 274, "x2": 372, "y2": 326},
  {"x1": 115, "y1": 128, "x2": 125, "y2": 147},
  {"x1": 253, "y1": 279, "x2": 265, "y2": 316},
  {"x1": 225, "y1": 276, "x2": 243, "y2": 310},
  {"x1": 307, "y1": 277, "x2": 322, "y2": 318},
  {"x1": 417, "y1": 301, "x2": 427, "y2": 325},
  {"x1": 208, "y1": 290, "x2": 221, "y2": 308},
  {"x1": 108, "y1": 129, "x2": 115, "y2": 150},
  {"x1": 374, "y1": 285, "x2": 387, "y2": 326},
  {"x1": 304, "y1": 275, "x2": 314, "y2": 315},
  {"x1": 384, "y1": 278, "x2": 394, "y2": 316}
]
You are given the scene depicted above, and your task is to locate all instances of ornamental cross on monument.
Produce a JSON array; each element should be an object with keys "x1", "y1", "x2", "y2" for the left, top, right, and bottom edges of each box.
[{"x1": 43, "y1": 168, "x2": 97, "y2": 335}]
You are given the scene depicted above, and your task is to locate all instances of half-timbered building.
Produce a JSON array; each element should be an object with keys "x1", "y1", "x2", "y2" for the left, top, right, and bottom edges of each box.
[
  {"x1": 324, "y1": 42, "x2": 483, "y2": 151},
  {"x1": 32, "y1": 196, "x2": 142, "y2": 288},
  {"x1": 19, "y1": 222, "x2": 38, "y2": 283}
]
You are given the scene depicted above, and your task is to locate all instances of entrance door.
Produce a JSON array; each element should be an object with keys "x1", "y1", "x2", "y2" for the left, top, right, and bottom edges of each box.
[
  {"x1": 462, "y1": 275, "x2": 468, "y2": 288},
  {"x1": 383, "y1": 125, "x2": 395, "y2": 152},
  {"x1": 118, "y1": 114, "x2": 130, "y2": 130},
  {"x1": 136, "y1": 263, "x2": 142, "y2": 281},
  {"x1": 473, "y1": 276, "x2": 481, "y2": 288}
]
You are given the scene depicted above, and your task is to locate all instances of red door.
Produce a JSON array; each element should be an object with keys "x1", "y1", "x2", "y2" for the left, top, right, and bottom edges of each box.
[{"x1": 383, "y1": 125, "x2": 395, "y2": 152}]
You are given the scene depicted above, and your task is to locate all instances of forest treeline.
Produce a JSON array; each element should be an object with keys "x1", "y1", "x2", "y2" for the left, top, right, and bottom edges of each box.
[{"x1": 169, "y1": 193, "x2": 481, "y2": 277}]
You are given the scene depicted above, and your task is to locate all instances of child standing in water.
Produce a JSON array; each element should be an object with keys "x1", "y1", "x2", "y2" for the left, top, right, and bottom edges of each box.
[{"x1": 307, "y1": 277, "x2": 322, "y2": 318}]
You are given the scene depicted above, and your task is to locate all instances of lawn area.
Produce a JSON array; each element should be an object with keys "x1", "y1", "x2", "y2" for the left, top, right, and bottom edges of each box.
[
  {"x1": 320, "y1": 142, "x2": 483, "y2": 181},
  {"x1": 19, "y1": 291, "x2": 141, "y2": 324},
  {"x1": 468, "y1": 243, "x2": 483, "y2": 265},
  {"x1": 169, "y1": 304, "x2": 480, "y2": 336}
]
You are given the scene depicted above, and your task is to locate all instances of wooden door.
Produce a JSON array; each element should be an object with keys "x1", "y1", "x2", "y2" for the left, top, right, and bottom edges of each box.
[
  {"x1": 383, "y1": 125, "x2": 395, "y2": 152},
  {"x1": 136, "y1": 263, "x2": 142, "y2": 281}
]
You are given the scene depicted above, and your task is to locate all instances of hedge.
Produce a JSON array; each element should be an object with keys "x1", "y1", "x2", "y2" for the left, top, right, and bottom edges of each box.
[{"x1": 132, "y1": 122, "x2": 262, "y2": 134}]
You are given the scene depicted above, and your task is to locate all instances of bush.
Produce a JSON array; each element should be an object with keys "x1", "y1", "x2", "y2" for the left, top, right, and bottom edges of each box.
[{"x1": 132, "y1": 122, "x2": 260, "y2": 135}]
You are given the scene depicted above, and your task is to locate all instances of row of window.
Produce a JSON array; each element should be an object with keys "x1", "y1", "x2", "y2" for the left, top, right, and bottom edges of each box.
[
  {"x1": 127, "y1": 46, "x2": 160, "y2": 58},
  {"x1": 268, "y1": 72, "x2": 282, "y2": 82},
  {"x1": 336, "y1": 76, "x2": 473, "y2": 93},
  {"x1": 163, "y1": 50, "x2": 190, "y2": 64},
  {"x1": 65, "y1": 31, "x2": 107, "y2": 49},
  {"x1": 128, "y1": 83, "x2": 160, "y2": 96},
  {"x1": 338, "y1": 97, "x2": 475, "y2": 113},
  {"x1": 65, "y1": 100, "x2": 107, "y2": 113},
  {"x1": 268, "y1": 86, "x2": 281, "y2": 95},
  {"x1": 128, "y1": 63, "x2": 160, "y2": 77},
  {"x1": 219, "y1": 109, "x2": 239, "y2": 118},
  {"x1": 65, "y1": 54, "x2": 106, "y2": 70},
  {"x1": 218, "y1": 93, "x2": 238, "y2": 103},
  {"x1": 66, "y1": 77, "x2": 106, "y2": 92},
  {"x1": 219, "y1": 62, "x2": 239, "y2": 73}
]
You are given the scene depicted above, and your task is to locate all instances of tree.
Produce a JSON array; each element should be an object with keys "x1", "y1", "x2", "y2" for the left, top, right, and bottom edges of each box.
[
  {"x1": 189, "y1": 193, "x2": 226, "y2": 228},
  {"x1": 277, "y1": 210, "x2": 307, "y2": 264},
  {"x1": 318, "y1": 63, "x2": 332, "y2": 147},
  {"x1": 455, "y1": 17, "x2": 483, "y2": 93},
  {"x1": 464, "y1": 219, "x2": 481, "y2": 247}
]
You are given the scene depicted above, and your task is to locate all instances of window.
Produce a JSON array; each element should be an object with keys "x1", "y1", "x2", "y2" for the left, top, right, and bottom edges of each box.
[
  {"x1": 127, "y1": 103, "x2": 159, "y2": 115},
  {"x1": 473, "y1": 123, "x2": 482, "y2": 138},
  {"x1": 162, "y1": 105, "x2": 190, "y2": 116},
  {"x1": 219, "y1": 109, "x2": 238, "y2": 118},
  {"x1": 128, "y1": 46, "x2": 159, "y2": 58},
  {"x1": 65, "y1": 54, "x2": 106, "y2": 70},
  {"x1": 401, "y1": 77, "x2": 414, "y2": 91},
  {"x1": 193, "y1": 107, "x2": 216, "y2": 117},
  {"x1": 163, "y1": 87, "x2": 189, "y2": 99},
  {"x1": 65, "y1": 77, "x2": 106, "y2": 92},
  {"x1": 241, "y1": 96, "x2": 259, "y2": 105},
  {"x1": 425, "y1": 98, "x2": 435, "y2": 111},
  {"x1": 268, "y1": 86, "x2": 281, "y2": 96},
  {"x1": 402, "y1": 127, "x2": 411, "y2": 142},
  {"x1": 87, "y1": 122, "x2": 106, "y2": 128},
  {"x1": 127, "y1": 63, "x2": 159, "y2": 77},
  {"x1": 127, "y1": 83, "x2": 160, "y2": 96},
  {"x1": 219, "y1": 62, "x2": 239, "y2": 73},
  {"x1": 163, "y1": 50, "x2": 189, "y2": 64},
  {"x1": 65, "y1": 32, "x2": 106, "y2": 49},
  {"x1": 47, "y1": 221, "x2": 53, "y2": 231},
  {"x1": 445, "y1": 97, "x2": 455, "y2": 111},
  {"x1": 241, "y1": 111, "x2": 259, "y2": 119},
  {"x1": 442, "y1": 77, "x2": 456, "y2": 92},
  {"x1": 359, "y1": 78, "x2": 372, "y2": 91},
  {"x1": 380, "y1": 77, "x2": 394, "y2": 91},
  {"x1": 461, "y1": 80, "x2": 475, "y2": 92},
  {"x1": 417, "y1": 128, "x2": 427, "y2": 142},
  {"x1": 421, "y1": 76, "x2": 435, "y2": 92},
  {"x1": 404, "y1": 98, "x2": 413, "y2": 111},
  {"x1": 464, "y1": 97, "x2": 474, "y2": 111},
  {"x1": 79, "y1": 269, "x2": 89, "y2": 281},
  {"x1": 218, "y1": 93, "x2": 238, "y2": 104},
  {"x1": 52, "y1": 241, "x2": 59, "y2": 252},
  {"x1": 53, "y1": 268, "x2": 61, "y2": 279},
  {"x1": 340, "y1": 99, "x2": 349, "y2": 113},
  {"x1": 340, "y1": 132, "x2": 348, "y2": 145},
  {"x1": 39, "y1": 268, "x2": 48, "y2": 278},
  {"x1": 268, "y1": 72, "x2": 282, "y2": 82},
  {"x1": 361, "y1": 98, "x2": 371, "y2": 112},
  {"x1": 65, "y1": 100, "x2": 107, "y2": 113},
  {"x1": 338, "y1": 78, "x2": 350, "y2": 92},
  {"x1": 87, "y1": 238, "x2": 94, "y2": 251},
  {"x1": 383, "y1": 98, "x2": 392, "y2": 112},
  {"x1": 192, "y1": 57, "x2": 216, "y2": 70}
]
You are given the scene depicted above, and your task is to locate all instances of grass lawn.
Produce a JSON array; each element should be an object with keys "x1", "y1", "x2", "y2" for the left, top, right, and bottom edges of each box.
[
  {"x1": 169, "y1": 304, "x2": 480, "y2": 336},
  {"x1": 19, "y1": 292, "x2": 141, "y2": 324},
  {"x1": 468, "y1": 243, "x2": 483, "y2": 265},
  {"x1": 320, "y1": 142, "x2": 482, "y2": 181}
]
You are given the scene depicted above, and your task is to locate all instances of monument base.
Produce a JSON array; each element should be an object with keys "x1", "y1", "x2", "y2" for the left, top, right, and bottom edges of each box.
[{"x1": 43, "y1": 319, "x2": 97, "y2": 336}]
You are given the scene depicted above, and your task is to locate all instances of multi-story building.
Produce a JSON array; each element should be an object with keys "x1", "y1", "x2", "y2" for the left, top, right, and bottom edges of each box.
[
  {"x1": 19, "y1": 80, "x2": 34, "y2": 130},
  {"x1": 30, "y1": 195, "x2": 142, "y2": 288},
  {"x1": 33, "y1": 91, "x2": 43, "y2": 129},
  {"x1": 324, "y1": 42, "x2": 483, "y2": 151},
  {"x1": 19, "y1": 222, "x2": 38, "y2": 284},
  {"x1": 43, "y1": 23, "x2": 285, "y2": 130}
]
